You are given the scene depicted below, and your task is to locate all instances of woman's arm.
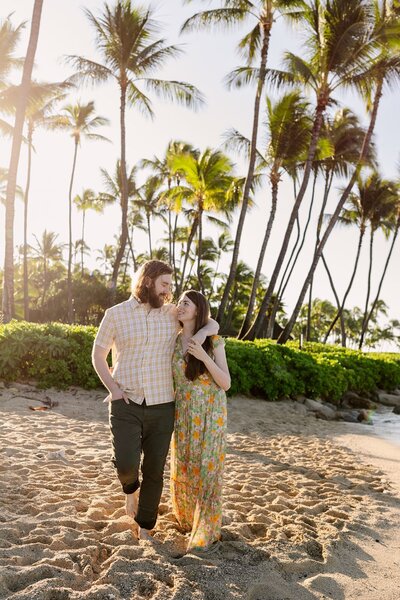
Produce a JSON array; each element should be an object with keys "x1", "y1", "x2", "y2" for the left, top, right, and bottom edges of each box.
[{"x1": 186, "y1": 338, "x2": 231, "y2": 391}]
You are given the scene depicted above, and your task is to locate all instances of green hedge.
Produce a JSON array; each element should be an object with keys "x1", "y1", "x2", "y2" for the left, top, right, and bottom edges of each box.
[{"x1": 0, "y1": 321, "x2": 399, "y2": 401}]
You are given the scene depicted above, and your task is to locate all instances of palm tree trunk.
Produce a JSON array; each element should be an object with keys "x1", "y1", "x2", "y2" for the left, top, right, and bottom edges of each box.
[
  {"x1": 279, "y1": 170, "x2": 318, "y2": 304},
  {"x1": 111, "y1": 84, "x2": 129, "y2": 292},
  {"x1": 245, "y1": 100, "x2": 327, "y2": 340},
  {"x1": 359, "y1": 219, "x2": 399, "y2": 348},
  {"x1": 308, "y1": 170, "x2": 334, "y2": 339},
  {"x1": 147, "y1": 212, "x2": 152, "y2": 258},
  {"x1": 323, "y1": 227, "x2": 365, "y2": 344},
  {"x1": 23, "y1": 125, "x2": 33, "y2": 321},
  {"x1": 238, "y1": 174, "x2": 279, "y2": 338},
  {"x1": 321, "y1": 253, "x2": 345, "y2": 343},
  {"x1": 216, "y1": 20, "x2": 272, "y2": 325},
  {"x1": 67, "y1": 140, "x2": 78, "y2": 323},
  {"x1": 2, "y1": 0, "x2": 43, "y2": 323},
  {"x1": 127, "y1": 224, "x2": 137, "y2": 271},
  {"x1": 358, "y1": 229, "x2": 375, "y2": 349},
  {"x1": 178, "y1": 217, "x2": 199, "y2": 296},
  {"x1": 172, "y1": 213, "x2": 179, "y2": 291},
  {"x1": 81, "y1": 209, "x2": 86, "y2": 276},
  {"x1": 277, "y1": 77, "x2": 384, "y2": 345},
  {"x1": 197, "y1": 204, "x2": 205, "y2": 294}
]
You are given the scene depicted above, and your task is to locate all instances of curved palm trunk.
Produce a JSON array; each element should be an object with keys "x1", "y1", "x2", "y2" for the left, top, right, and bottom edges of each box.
[
  {"x1": 197, "y1": 204, "x2": 205, "y2": 295},
  {"x1": 23, "y1": 125, "x2": 33, "y2": 321},
  {"x1": 358, "y1": 229, "x2": 375, "y2": 349},
  {"x1": 321, "y1": 253, "x2": 345, "y2": 342},
  {"x1": 307, "y1": 170, "x2": 334, "y2": 340},
  {"x1": 323, "y1": 227, "x2": 365, "y2": 344},
  {"x1": 111, "y1": 85, "x2": 129, "y2": 294},
  {"x1": 147, "y1": 211, "x2": 152, "y2": 258},
  {"x1": 278, "y1": 78, "x2": 384, "y2": 345},
  {"x1": 2, "y1": 0, "x2": 43, "y2": 323},
  {"x1": 245, "y1": 100, "x2": 327, "y2": 340},
  {"x1": 280, "y1": 170, "x2": 318, "y2": 302},
  {"x1": 81, "y1": 209, "x2": 86, "y2": 276},
  {"x1": 263, "y1": 216, "x2": 300, "y2": 339},
  {"x1": 238, "y1": 174, "x2": 279, "y2": 339},
  {"x1": 178, "y1": 216, "x2": 199, "y2": 296},
  {"x1": 216, "y1": 20, "x2": 272, "y2": 325},
  {"x1": 359, "y1": 218, "x2": 400, "y2": 348},
  {"x1": 127, "y1": 224, "x2": 137, "y2": 271},
  {"x1": 67, "y1": 140, "x2": 78, "y2": 323},
  {"x1": 172, "y1": 213, "x2": 179, "y2": 291}
]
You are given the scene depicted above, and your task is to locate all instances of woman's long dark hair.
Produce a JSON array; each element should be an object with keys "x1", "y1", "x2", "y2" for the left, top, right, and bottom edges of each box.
[{"x1": 180, "y1": 290, "x2": 213, "y2": 381}]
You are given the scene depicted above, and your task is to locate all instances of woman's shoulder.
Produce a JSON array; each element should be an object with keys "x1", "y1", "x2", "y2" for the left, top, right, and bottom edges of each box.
[{"x1": 210, "y1": 335, "x2": 225, "y2": 348}]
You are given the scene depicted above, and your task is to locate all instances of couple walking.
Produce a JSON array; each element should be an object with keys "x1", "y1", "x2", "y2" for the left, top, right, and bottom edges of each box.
[{"x1": 92, "y1": 260, "x2": 230, "y2": 553}]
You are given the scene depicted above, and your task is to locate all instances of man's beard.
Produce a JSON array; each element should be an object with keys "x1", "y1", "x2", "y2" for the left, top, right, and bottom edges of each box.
[{"x1": 147, "y1": 285, "x2": 167, "y2": 309}]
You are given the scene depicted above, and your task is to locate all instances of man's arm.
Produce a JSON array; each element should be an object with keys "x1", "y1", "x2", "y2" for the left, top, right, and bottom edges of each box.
[
  {"x1": 192, "y1": 317, "x2": 219, "y2": 344},
  {"x1": 92, "y1": 345, "x2": 129, "y2": 404}
]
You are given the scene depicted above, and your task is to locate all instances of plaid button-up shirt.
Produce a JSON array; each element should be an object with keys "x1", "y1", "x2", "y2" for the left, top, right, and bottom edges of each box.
[{"x1": 94, "y1": 297, "x2": 180, "y2": 405}]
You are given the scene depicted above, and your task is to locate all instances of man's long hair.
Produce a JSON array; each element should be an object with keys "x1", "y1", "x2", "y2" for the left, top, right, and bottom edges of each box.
[
  {"x1": 181, "y1": 290, "x2": 213, "y2": 381},
  {"x1": 132, "y1": 260, "x2": 173, "y2": 304}
]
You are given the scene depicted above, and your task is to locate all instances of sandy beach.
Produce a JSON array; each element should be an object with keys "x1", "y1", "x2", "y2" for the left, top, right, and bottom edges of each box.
[{"x1": 1, "y1": 383, "x2": 399, "y2": 600}]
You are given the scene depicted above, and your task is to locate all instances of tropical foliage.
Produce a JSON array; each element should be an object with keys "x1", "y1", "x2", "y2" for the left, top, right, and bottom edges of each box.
[{"x1": 1, "y1": 1, "x2": 400, "y2": 356}]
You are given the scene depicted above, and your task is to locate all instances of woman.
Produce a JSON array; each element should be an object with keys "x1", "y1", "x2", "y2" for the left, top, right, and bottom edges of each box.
[{"x1": 170, "y1": 290, "x2": 231, "y2": 553}]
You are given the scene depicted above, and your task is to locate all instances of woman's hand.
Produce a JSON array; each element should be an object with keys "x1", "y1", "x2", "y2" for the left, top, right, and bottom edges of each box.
[{"x1": 186, "y1": 338, "x2": 209, "y2": 362}]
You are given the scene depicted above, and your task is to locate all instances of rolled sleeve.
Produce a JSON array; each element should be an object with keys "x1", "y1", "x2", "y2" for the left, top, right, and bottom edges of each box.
[{"x1": 94, "y1": 309, "x2": 115, "y2": 351}]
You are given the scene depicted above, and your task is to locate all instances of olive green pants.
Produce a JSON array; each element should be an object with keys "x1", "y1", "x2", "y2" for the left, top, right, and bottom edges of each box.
[{"x1": 109, "y1": 399, "x2": 175, "y2": 530}]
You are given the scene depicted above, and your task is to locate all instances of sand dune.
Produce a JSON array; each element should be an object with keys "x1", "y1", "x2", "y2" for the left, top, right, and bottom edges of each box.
[{"x1": 1, "y1": 384, "x2": 399, "y2": 599}]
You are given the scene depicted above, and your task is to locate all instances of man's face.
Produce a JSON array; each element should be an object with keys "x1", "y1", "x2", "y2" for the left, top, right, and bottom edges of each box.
[{"x1": 147, "y1": 273, "x2": 173, "y2": 308}]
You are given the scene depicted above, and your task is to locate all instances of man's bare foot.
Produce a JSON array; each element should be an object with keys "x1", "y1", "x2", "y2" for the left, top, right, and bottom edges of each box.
[
  {"x1": 125, "y1": 490, "x2": 139, "y2": 518},
  {"x1": 138, "y1": 527, "x2": 153, "y2": 541}
]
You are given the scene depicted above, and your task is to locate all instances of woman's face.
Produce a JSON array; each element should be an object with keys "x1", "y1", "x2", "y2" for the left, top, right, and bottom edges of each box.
[{"x1": 177, "y1": 294, "x2": 197, "y2": 323}]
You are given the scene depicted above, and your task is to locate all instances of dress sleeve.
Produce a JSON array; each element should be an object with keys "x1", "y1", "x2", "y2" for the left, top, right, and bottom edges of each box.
[
  {"x1": 211, "y1": 335, "x2": 225, "y2": 349},
  {"x1": 94, "y1": 309, "x2": 115, "y2": 350}
]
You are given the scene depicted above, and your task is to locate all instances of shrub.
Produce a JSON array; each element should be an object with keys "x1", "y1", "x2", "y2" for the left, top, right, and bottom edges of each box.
[{"x1": 0, "y1": 322, "x2": 399, "y2": 400}]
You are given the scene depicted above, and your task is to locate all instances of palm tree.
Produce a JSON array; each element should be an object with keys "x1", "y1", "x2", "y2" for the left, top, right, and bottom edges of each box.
[
  {"x1": 358, "y1": 178, "x2": 399, "y2": 349},
  {"x1": 323, "y1": 173, "x2": 382, "y2": 345},
  {"x1": 245, "y1": 0, "x2": 380, "y2": 341},
  {"x1": 135, "y1": 175, "x2": 165, "y2": 258},
  {"x1": 30, "y1": 230, "x2": 64, "y2": 309},
  {"x1": 99, "y1": 160, "x2": 140, "y2": 275},
  {"x1": 58, "y1": 100, "x2": 109, "y2": 323},
  {"x1": 183, "y1": 0, "x2": 308, "y2": 323},
  {"x1": 2, "y1": 0, "x2": 43, "y2": 323},
  {"x1": 225, "y1": 90, "x2": 312, "y2": 338},
  {"x1": 359, "y1": 178, "x2": 400, "y2": 348},
  {"x1": 73, "y1": 188, "x2": 105, "y2": 275},
  {"x1": 307, "y1": 107, "x2": 376, "y2": 340},
  {"x1": 166, "y1": 148, "x2": 235, "y2": 295},
  {"x1": 66, "y1": 1, "x2": 204, "y2": 294},
  {"x1": 278, "y1": 0, "x2": 400, "y2": 344},
  {"x1": 0, "y1": 14, "x2": 25, "y2": 142},
  {"x1": 2, "y1": 80, "x2": 69, "y2": 320},
  {"x1": 142, "y1": 140, "x2": 195, "y2": 266}
]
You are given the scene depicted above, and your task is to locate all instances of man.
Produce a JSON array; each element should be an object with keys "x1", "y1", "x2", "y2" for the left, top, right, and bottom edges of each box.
[{"x1": 92, "y1": 260, "x2": 218, "y2": 540}]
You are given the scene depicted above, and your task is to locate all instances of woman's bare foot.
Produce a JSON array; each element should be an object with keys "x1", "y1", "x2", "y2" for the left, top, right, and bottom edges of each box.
[{"x1": 125, "y1": 490, "x2": 139, "y2": 518}]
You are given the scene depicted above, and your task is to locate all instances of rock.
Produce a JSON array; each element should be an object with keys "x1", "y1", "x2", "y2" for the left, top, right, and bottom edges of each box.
[
  {"x1": 376, "y1": 392, "x2": 400, "y2": 408},
  {"x1": 305, "y1": 398, "x2": 336, "y2": 420},
  {"x1": 393, "y1": 406, "x2": 400, "y2": 415},
  {"x1": 341, "y1": 391, "x2": 375, "y2": 410},
  {"x1": 357, "y1": 409, "x2": 370, "y2": 423},
  {"x1": 294, "y1": 394, "x2": 306, "y2": 403},
  {"x1": 336, "y1": 410, "x2": 360, "y2": 423}
]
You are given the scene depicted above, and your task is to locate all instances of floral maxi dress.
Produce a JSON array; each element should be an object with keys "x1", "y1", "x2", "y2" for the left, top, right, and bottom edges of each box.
[{"x1": 170, "y1": 334, "x2": 227, "y2": 551}]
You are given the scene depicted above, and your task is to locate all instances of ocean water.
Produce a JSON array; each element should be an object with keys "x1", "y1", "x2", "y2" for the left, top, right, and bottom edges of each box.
[{"x1": 368, "y1": 407, "x2": 400, "y2": 447}]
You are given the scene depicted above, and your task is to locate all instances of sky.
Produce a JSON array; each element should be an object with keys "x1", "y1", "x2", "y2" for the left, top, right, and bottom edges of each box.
[{"x1": 0, "y1": 0, "x2": 399, "y2": 346}]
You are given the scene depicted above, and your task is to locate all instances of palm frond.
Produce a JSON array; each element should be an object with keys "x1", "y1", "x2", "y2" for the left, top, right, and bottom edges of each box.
[
  {"x1": 181, "y1": 8, "x2": 249, "y2": 34},
  {"x1": 141, "y1": 78, "x2": 205, "y2": 110},
  {"x1": 224, "y1": 66, "x2": 261, "y2": 89}
]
